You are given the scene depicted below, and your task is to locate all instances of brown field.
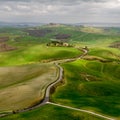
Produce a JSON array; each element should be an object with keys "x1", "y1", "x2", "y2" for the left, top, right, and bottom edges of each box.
[
  {"x1": 0, "y1": 37, "x2": 9, "y2": 43},
  {"x1": 0, "y1": 63, "x2": 58, "y2": 112},
  {"x1": 109, "y1": 41, "x2": 120, "y2": 49},
  {"x1": 0, "y1": 43, "x2": 16, "y2": 52},
  {"x1": 26, "y1": 29, "x2": 53, "y2": 37},
  {"x1": 55, "y1": 33, "x2": 71, "y2": 40}
]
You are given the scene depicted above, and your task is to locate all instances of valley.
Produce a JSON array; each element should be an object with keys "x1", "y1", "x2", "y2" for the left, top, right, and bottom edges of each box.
[{"x1": 0, "y1": 24, "x2": 120, "y2": 120}]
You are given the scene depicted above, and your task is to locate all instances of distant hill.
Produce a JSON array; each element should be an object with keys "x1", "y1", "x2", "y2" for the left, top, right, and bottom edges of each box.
[
  {"x1": 1, "y1": 22, "x2": 120, "y2": 28},
  {"x1": 74, "y1": 23, "x2": 120, "y2": 27},
  {"x1": 0, "y1": 22, "x2": 45, "y2": 27}
]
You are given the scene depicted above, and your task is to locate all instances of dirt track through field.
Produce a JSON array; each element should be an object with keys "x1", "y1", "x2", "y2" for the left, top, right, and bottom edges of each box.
[
  {"x1": 47, "y1": 102, "x2": 115, "y2": 120},
  {"x1": 0, "y1": 48, "x2": 115, "y2": 120}
]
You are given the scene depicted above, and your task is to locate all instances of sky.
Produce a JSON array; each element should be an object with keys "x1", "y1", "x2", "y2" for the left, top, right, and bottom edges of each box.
[{"x1": 0, "y1": 0, "x2": 120, "y2": 23}]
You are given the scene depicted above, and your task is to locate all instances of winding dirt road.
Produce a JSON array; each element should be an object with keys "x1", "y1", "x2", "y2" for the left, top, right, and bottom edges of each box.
[
  {"x1": 0, "y1": 48, "x2": 115, "y2": 120},
  {"x1": 42, "y1": 62, "x2": 63, "y2": 103}
]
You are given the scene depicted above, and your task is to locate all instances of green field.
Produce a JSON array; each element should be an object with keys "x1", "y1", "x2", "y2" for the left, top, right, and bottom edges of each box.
[
  {"x1": 0, "y1": 25, "x2": 120, "y2": 120},
  {"x1": 0, "y1": 45, "x2": 81, "y2": 66},
  {"x1": 0, "y1": 104, "x2": 104, "y2": 120},
  {"x1": 51, "y1": 60, "x2": 120, "y2": 118}
]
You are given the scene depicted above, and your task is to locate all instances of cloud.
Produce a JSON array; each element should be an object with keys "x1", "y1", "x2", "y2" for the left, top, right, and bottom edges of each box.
[
  {"x1": 0, "y1": 0, "x2": 120, "y2": 23},
  {"x1": 0, "y1": 5, "x2": 12, "y2": 12}
]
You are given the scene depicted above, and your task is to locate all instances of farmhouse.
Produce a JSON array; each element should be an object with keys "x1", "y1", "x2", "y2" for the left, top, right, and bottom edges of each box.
[{"x1": 47, "y1": 39, "x2": 70, "y2": 47}]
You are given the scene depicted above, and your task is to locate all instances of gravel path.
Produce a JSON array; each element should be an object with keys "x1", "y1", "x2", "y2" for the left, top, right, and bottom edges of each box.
[{"x1": 0, "y1": 48, "x2": 115, "y2": 120}]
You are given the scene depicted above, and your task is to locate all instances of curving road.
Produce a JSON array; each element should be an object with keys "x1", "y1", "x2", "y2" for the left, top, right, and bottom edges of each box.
[
  {"x1": 42, "y1": 62, "x2": 63, "y2": 103},
  {"x1": 0, "y1": 62, "x2": 64, "y2": 117},
  {"x1": 0, "y1": 48, "x2": 115, "y2": 120}
]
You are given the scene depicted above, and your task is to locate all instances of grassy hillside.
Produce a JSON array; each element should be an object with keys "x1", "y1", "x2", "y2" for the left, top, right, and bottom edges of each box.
[
  {"x1": 1, "y1": 25, "x2": 120, "y2": 46},
  {"x1": 0, "y1": 25, "x2": 119, "y2": 66},
  {"x1": 0, "y1": 45, "x2": 81, "y2": 66},
  {"x1": 51, "y1": 60, "x2": 120, "y2": 118},
  {"x1": 88, "y1": 48, "x2": 120, "y2": 62},
  {"x1": 0, "y1": 104, "x2": 104, "y2": 120},
  {"x1": 0, "y1": 25, "x2": 120, "y2": 119}
]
